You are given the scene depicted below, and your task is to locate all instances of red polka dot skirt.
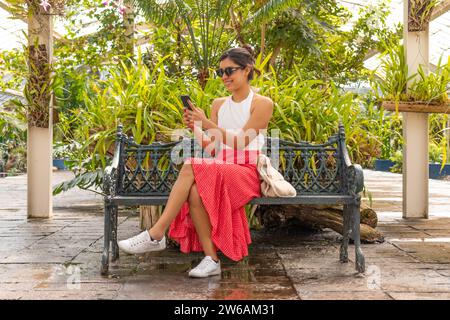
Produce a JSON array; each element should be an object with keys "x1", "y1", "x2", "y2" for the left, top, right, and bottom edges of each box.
[{"x1": 168, "y1": 148, "x2": 261, "y2": 261}]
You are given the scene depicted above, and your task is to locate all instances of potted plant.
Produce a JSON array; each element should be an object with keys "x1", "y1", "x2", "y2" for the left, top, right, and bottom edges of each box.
[
  {"x1": 374, "y1": 134, "x2": 397, "y2": 171},
  {"x1": 374, "y1": 158, "x2": 396, "y2": 172},
  {"x1": 385, "y1": 142, "x2": 450, "y2": 179},
  {"x1": 52, "y1": 142, "x2": 70, "y2": 170},
  {"x1": 428, "y1": 140, "x2": 450, "y2": 179},
  {"x1": 376, "y1": 46, "x2": 450, "y2": 114}
]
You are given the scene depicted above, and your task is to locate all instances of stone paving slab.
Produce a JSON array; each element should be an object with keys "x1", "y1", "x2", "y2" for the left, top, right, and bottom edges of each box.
[
  {"x1": 375, "y1": 268, "x2": 450, "y2": 292},
  {"x1": 296, "y1": 290, "x2": 392, "y2": 300},
  {"x1": 386, "y1": 292, "x2": 450, "y2": 300},
  {"x1": 1, "y1": 170, "x2": 450, "y2": 299}
]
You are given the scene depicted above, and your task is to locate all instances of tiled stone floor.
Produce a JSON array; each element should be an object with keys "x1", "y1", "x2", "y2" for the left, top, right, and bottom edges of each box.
[{"x1": 0, "y1": 170, "x2": 450, "y2": 300}]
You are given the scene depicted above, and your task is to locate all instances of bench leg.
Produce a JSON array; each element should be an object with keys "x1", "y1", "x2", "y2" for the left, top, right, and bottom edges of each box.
[
  {"x1": 111, "y1": 204, "x2": 119, "y2": 262},
  {"x1": 351, "y1": 198, "x2": 365, "y2": 273},
  {"x1": 340, "y1": 204, "x2": 351, "y2": 263},
  {"x1": 101, "y1": 202, "x2": 112, "y2": 275}
]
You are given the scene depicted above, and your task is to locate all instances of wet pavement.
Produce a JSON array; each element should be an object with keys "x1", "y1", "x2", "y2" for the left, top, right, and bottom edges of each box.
[{"x1": 1, "y1": 170, "x2": 450, "y2": 300}]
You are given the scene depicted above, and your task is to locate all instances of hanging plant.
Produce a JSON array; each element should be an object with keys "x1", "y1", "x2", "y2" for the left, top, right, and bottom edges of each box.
[
  {"x1": 372, "y1": 41, "x2": 450, "y2": 114},
  {"x1": 407, "y1": 0, "x2": 438, "y2": 32},
  {"x1": 25, "y1": 42, "x2": 55, "y2": 128},
  {"x1": 24, "y1": 1, "x2": 55, "y2": 128},
  {"x1": 380, "y1": 56, "x2": 450, "y2": 114}
]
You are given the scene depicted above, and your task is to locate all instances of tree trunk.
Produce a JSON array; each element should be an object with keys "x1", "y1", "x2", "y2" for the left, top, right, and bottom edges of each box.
[
  {"x1": 140, "y1": 205, "x2": 160, "y2": 231},
  {"x1": 269, "y1": 44, "x2": 281, "y2": 67},
  {"x1": 198, "y1": 67, "x2": 209, "y2": 89},
  {"x1": 256, "y1": 204, "x2": 384, "y2": 243},
  {"x1": 229, "y1": 6, "x2": 245, "y2": 46},
  {"x1": 123, "y1": 0, "x2": 135, "y2": 56},
  {"x1": 260, "y1": 23, "x2": 266, "y2": 58},
  {"x1": 175, "y1": 19, "x2": 183, "y2": 74}
]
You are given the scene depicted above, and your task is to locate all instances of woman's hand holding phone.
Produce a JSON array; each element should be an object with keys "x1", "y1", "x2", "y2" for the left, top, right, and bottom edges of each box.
[
  {"x1": 183, "y1": 109, "x2": 194, "y2": 130},
  {"x1": 181, "y1": 96, "x2": 208, "y2": 130}
]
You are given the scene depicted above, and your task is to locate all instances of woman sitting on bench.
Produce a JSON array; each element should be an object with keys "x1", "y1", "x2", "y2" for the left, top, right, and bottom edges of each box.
[{"x1": 118, "y1": 45, "x2": 274, "y2": 278}]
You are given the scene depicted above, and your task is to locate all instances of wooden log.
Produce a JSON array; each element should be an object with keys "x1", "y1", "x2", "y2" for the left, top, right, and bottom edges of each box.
[
  {"x1": 299, "y1": 204, "x2": 378, "y2": 228},
  {"x1": 256, "y1": 204, "x2": 384, "y2": 243},
  {"x1": 139, "y1": 205, "x2": 160, "y2": 231}
]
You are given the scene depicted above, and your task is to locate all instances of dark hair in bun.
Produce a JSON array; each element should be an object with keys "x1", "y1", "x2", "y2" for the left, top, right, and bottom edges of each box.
[
  {"x1": 242, "y1": 44, "x2": 255, "y2": 57},
  {"x1": 219, "y1": 45, "x2": 261, "y2": 81}
]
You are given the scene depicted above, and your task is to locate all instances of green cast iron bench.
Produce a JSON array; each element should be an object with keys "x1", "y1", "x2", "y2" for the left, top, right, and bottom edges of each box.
[{"x1": 101, "y1": 123, "x2": 365, "y2": 275}]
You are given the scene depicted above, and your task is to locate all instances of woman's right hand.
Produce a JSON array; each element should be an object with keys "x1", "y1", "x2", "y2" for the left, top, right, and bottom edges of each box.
[{"x1": 182, "y1": 109, "x2": 194, "y2": 130}]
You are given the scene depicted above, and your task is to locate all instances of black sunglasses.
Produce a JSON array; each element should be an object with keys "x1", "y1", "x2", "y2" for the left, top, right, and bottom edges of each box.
[{"x1": 215, "y1": 66, "x2": 244, "y2": 77}]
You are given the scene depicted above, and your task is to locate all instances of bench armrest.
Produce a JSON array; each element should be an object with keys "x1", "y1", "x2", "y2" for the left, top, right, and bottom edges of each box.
[
  {"x1": 346, "y1": 164, "x2": 364, "y2": 196},
  {"x1": 103, "y1": 135, "x2": 121, "y2": 197},
  {"x1": 339, "y1": 126, "x2": 364, "y2": 196},
  {"x1": 103, "y1": 166, "x2": 118, "y2": 197}
]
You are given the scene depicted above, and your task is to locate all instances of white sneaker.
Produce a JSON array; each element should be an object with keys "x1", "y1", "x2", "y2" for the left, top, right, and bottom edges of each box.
[
  {"x1": 118, "y1": 231, "x2": 166, "y2": 255},
  {"x1": 188, "y1": 256, "x2": 221, "y2": 278}
]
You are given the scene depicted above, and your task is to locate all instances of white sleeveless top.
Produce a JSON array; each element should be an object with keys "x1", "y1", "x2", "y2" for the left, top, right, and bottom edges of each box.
[{"x1": 217, "y1": 89, "x2": 265, "y2": 151}]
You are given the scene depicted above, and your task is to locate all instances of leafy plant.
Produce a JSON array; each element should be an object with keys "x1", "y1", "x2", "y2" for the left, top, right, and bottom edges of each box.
[
  {"x1": 52, "y1": 52, "x2": 213, "y2": 195},
  {"x1": 241, "y1": 0, "x2": 399, "y2": 84},
  {"x1": 370, "y1": 41, "x2": 412, "y2": 107},
  {"x1": 429, "y1": 139, "x2": 444, "y2": 163},
  {"x1": 52, "y1": 168, "x2": 105, "y2": 196},
  {"x1": 244, "y1": 204, "x2": 261, "y2": 230},
  {"x1": 53, "y1": 141, "x2": 80, "y2": 159},
  {"x1": 372, "y1": 40, "x2": 450, "y2": 102},
  {"x1": 365, "y1": 96, "x2": 403, "y2": 160},
  {"x1": 389, "y1": 135, "x2": 449, "y2": 174},
  {"x1": 409, "y1": 57, "x2": 450, "y2": 104},
  {"x1": 135, "y1": 0, "x2": 235, "y2": 88},
  {"x1": 389, "y1": 149, "x2": 403, "y2": 173},
  {"x1": 252, "y1": 57, "x2": 382, "y2": 167},
  {"x1": 0, "y1": 98, "x2": 27, "y2": 175},
  {"x1": 407, "y1": 0, "x2": 438, "y2": 32},
  {"x1": 0, "y1": 49, "x2": 27, "y2": 91}
]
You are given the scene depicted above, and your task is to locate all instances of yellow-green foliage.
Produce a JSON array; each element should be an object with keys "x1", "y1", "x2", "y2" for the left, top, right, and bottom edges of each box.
[{"x1": 65, "y1": 52, "x2": 381, "y2": 173}]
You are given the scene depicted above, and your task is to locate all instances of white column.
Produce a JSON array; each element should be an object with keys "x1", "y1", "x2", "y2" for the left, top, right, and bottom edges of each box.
[
  {"x1": 27, "y1": 126, "x2": 53, "y2": 218},
  {"x1": 27, "y1": 3, "x2": 53, "y2": 218},
  {"x1": 402, "y1": 1, "x2": 429, "y2": 219}
]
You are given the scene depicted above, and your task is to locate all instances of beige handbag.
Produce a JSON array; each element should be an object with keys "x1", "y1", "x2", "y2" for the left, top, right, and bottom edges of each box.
[{"x1": 256, "y1": 154, "x2": 297, "y2": 197}]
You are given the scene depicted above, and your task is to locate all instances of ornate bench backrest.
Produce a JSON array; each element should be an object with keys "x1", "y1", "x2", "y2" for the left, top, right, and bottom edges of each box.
[
  {"x1": 115, "y1": 135, "x2": 204, "y2": 196},
  {"x1": 114, "y1": 125, "x2": 348, "y2": 196},
  {"x1": 263, "y1": 134, "x2": 345, "y2": 194}
]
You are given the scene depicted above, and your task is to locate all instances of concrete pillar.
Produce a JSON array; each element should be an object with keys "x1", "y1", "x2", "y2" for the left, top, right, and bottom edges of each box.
[
  {"x1": 27, "y1": 2, "x2": 53, "y2": 218},
  {"x1": 402, "y1": 0, "x2": 429, "y2": 219},
  {"x1": 27, "y1": 126, "x2": 53, "y2": 218}
]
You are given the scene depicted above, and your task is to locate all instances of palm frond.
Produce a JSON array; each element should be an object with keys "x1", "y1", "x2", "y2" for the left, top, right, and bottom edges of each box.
[
  {"x1": 133, "y1": 0, "x2": 179, "y2": 25},
  {"x1": 245, "y1": 0, "x2": 304, "y2": 25}
]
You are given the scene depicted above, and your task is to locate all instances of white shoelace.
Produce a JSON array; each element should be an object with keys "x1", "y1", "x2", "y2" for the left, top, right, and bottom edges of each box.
[{"x1": 129, "y1": 232, "x2": 150, "y2": 247}]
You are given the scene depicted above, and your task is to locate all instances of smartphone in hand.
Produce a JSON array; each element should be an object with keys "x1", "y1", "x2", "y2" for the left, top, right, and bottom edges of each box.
[{"x1": 180, "y1": 95, "x2": 193, "y2": 111}]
